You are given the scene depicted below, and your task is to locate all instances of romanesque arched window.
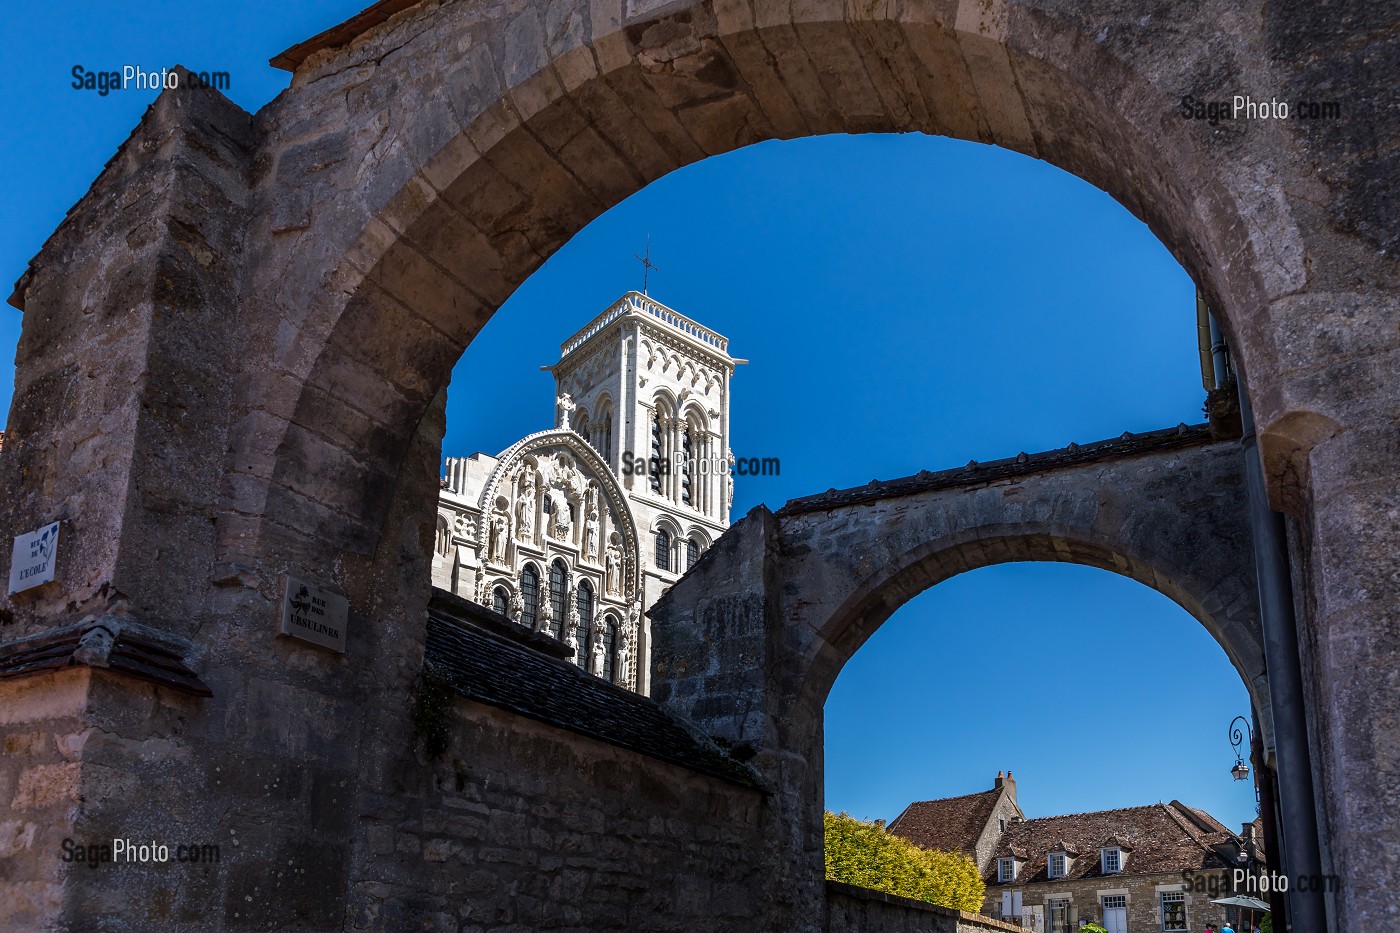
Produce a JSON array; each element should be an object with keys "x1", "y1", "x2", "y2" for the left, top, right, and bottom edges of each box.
[
  {"x1": 520, "y1": 565, "x2": 540, "y2": 628},
  {"x1": 655, "y1": 529, "x2": 671, "y2": 572},
  {"x1": 687, "y1": 537, "x2": 700, "y2": 570},
  {"x1": 548, "y1": 559, "x2": 569, "y2": 638},
  {"x1": 435, "y1": 515, "x2": 452, "y2": 557},
  {"x1": 601, "y1": 615, "x2": 618, "y2": 682},
  {"x1": 650, "y1": 412, "x2": 663, "y2": 493},
  {"x1": 681, "y1": 426, "x2": 692, "y2": 505},
  {"x1": 492, "y1": 584, "x2": 509, "y2": 616},
  {"x1": 575, "y1": 580, "x2": 594, "y2": 665}
]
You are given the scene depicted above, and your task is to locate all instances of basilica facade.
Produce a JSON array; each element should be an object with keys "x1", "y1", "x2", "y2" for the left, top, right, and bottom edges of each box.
[{"x1": 432, "y1": 291, "x2": 738, "y2": 694}]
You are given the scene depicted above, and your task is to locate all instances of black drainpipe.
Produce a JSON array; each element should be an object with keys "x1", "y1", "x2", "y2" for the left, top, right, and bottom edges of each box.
[{"x1": 1237, "y1": 384, "x2": 1329, "y2": 933}]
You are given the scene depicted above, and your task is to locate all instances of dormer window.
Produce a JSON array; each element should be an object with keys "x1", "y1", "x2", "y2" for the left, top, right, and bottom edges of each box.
[
  {"x1": 1101, "y1": 846, "x2": 1123, "y2": 874},
  {"x1": 997, "y1": 858, "x2": 1016, "y2": 882},
  {"x1": 1047, "y1": 851, "x2": 1068, "y2": 879}
]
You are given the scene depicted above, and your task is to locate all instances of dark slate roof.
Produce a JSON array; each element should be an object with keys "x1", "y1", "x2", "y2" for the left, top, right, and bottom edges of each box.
[
  {"x1": 986, "y1": 802, "x2": 1243, "y2": 885},
  {"x1": 779, "y1": 423, "x2": 1214, "y2": 516},
  {"x1": 424, "y1": 594, "x2": 763, "y2": 791},
  {"x1": 889, "y1": 789, "x2": 1002, "y2": 856},
  {"x1": 0, "y1": 617, "x2": 211, "y2": 696}
]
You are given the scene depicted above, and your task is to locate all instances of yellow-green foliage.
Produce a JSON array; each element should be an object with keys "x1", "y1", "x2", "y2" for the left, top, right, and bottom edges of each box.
[{"x1": 824, "y1": 811, "x2": 985, "y2": 911}]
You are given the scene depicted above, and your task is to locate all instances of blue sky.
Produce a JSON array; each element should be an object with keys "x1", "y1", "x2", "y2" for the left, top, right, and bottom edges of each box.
[{"x1": 1, "y1": 4, "x2": 1257, "y2": 832}]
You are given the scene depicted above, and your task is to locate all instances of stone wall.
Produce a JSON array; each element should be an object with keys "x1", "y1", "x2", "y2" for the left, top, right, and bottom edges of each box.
[
  {"x1": 351, "y1": 698, "x2": 767, "y2": 931},
  {"x1": 826, "y1": 882, "x2": 1024, "y2": 933}
]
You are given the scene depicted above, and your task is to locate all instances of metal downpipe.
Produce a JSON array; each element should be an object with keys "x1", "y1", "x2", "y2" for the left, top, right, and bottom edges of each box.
[{"x1": 1238, "y1": 386, "x2": 1329, "y2": 933}]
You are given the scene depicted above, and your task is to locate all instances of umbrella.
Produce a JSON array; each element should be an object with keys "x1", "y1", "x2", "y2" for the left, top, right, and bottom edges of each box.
[
  {"x1": 1210, "y1": 894, "x2": 1271, "y2": 930},
  {"x1": 1210, "y1": 896, "x2": 1271, "y2": 910}
]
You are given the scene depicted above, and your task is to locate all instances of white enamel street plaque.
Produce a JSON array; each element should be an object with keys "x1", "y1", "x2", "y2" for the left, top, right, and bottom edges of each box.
[
  {"x1": 8, "y1": 522, "x2": 59, "y2": 594},
  {"x1": 278, "y1": 576, "x2": 350, "y2": 653}
]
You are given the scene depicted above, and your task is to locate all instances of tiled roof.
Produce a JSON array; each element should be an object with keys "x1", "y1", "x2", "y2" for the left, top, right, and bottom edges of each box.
[
  {"x1": 889, "y1": 789, "x2": 1003, "y2": 855},
  {"x1": 424, "y1": 593, "x2": 763, "y2": 791},
  {"x1": 987, "y1": 803, "x2": 1241, "y2": 885}
]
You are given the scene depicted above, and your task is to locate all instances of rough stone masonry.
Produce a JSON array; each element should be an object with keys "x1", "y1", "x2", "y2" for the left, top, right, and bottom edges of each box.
[{"x1": 0, "y1": 0, "x2": 1394, "y2": 929}]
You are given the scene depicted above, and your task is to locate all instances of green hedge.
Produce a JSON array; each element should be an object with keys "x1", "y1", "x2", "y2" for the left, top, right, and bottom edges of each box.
[{"x1": 824, "y1": 811, "x2": 985, "y2": 911}]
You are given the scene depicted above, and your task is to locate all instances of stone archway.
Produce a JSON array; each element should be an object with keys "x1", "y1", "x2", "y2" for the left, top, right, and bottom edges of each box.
[
  {"x1": 0, "y1": 0, "x2": 1393, "y2": 929},
  {"x1": 649, "y1": 427, "x2": 1266, "y2": 925}
]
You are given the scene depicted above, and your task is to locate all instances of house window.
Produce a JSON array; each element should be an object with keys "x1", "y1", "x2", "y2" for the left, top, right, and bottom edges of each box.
[
  {"x1": 520, "y1": 565, "x2": 540, "y2": 628},
  {"x1": 1161, "y1": 892, "x2": 1187, "y2": 932},
  {"x1": 656, "y1": 529, "x2": 672, "y2": 571},
  {"x1": 686, "y1": 538, "x2": 700, "y2": 570},
  {"x1": 548, "y1": 559, "x2": 569, "y2": 638},
  {"x1": 1048, "y1": 852, "x2": 1067, "y2": 878},
  {"x1": 997, "y1": 858, "x2": 1015, "y2": 882},
  {"x1": 1102, "y1": 895, "x2": 1126, "y2": 910},
  {"x1": 492, "y1": 585, "x2": 509, "y2": 616},
  {"x1": 999, "y1": 817, "x2": 1006, "y2": 833},
  {"x1": 1048, "y1": 898, "x2": 1071, "y2": 933},
  {"x1": 1102, "y1": 847, "x2": 1122, "y2": 874}
]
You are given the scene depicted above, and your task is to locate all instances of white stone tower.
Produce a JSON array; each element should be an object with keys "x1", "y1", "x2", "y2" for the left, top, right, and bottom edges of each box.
[{"x1": 550, "y1": 292, "x2": 737, "y2": 690}]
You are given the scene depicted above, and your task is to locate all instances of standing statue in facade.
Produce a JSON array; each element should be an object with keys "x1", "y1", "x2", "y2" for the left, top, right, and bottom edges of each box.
[
  {"x1": 564, "y1": 607, "x2": 581, "y2": 660},
  {"x1": 583, "y1": 507, "x2": 600, "y2": 562},
  {"x1": 590, "y1": 619, "x2": 606, "y2": 675},
  {"x1": 489, "y1": 508, "x2": 510, "y2": 564},
  {"x1": 516, "y1": 491, "x2": 534, "y2": 543},
  {"x1": 605, "y1": 545, "x2": 622, "y2": 596}
]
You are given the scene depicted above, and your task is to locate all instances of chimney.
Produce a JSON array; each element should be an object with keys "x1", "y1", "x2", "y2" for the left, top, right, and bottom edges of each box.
[{"x1": 995, "y1": 769, "x2": 1018, "y2": 804}]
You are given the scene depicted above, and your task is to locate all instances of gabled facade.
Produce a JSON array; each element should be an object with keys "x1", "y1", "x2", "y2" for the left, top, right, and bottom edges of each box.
[
  {"x1": 890, "y1": 775, "x2": 1267, "y2": 933},
  {"x1": 432, "y1": 291, "x2": 738, "y2": 695}
]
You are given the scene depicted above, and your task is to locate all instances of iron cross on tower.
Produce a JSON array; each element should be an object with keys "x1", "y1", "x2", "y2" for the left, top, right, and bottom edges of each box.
[{"x1": 634, "y1": 239, "x2": 660, "y2": 295}]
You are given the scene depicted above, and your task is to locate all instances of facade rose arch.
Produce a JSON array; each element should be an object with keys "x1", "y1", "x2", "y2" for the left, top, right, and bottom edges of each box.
[{"x1": 0, "y1": 0, "x2": 1393, "y2": 929}]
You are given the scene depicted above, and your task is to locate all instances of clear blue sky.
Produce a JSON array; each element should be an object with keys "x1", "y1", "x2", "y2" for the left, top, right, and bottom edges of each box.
[{"x1": 1, "y1": 4, "x2": 1257, "y2": 832}]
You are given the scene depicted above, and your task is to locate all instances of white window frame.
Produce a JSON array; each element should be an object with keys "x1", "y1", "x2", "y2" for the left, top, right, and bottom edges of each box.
[
  {"x1": 1048, "y1": 851, "x2": 1067, "y2": 879},
  {"x1": 1102, "y1": 846, "x2": 1122, "y2": 874},
  {"x1": 1161, "y1": 891, "x2": 1188, "y2": 932},
  {"x1": 998, "y1": 858, "x2": 1016, "y2": 882}
]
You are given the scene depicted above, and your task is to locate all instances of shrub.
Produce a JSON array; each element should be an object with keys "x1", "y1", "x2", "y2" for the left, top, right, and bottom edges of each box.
[{"x1": 824, "y1": 811, "x2": 984, "y2": 911}]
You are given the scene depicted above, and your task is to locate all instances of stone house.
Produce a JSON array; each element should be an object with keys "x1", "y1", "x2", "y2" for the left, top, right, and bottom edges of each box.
[
  {"x1": 432, "y1": 290, "x2": 738, "y2": 694},
  {"x1": 891, "y1": 774, "x2": 1266, "y2": 932}
]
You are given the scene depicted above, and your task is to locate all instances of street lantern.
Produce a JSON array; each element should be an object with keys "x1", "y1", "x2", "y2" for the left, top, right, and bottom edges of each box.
[{"x1": 1229, "y1": 716, "x2": 1252, "y2": 781}]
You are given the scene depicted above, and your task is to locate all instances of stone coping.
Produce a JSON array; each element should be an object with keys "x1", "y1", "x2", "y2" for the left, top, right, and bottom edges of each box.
[
  {"x1": 0, "y1": 616, "x2": 212, "y2": 696},
  {"x1": 782, "y1": 423, "x2": 1217, "y2": 516}
]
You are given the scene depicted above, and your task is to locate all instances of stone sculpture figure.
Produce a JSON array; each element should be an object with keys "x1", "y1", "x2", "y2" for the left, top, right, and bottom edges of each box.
[
  {"x1": 605, "y1": 546, "x2": 622, "y2": 596},
  {"x1": 615, "y1": 626, "x2": 633, "y2": 686},
  {"x1": 516, "y1": 492, "x2": 534, "y2": 542},
  {"x1": 590, "y1": 621, "x2": 606, "y2": 675},
  {"x1": 583, "y1": 509, "x2": 600, "y2": 562},
  {"x1": 508, "y1": 591, "x2": 523, "y2": 623},
  {"x1": 552, "y1": 492, "x2": 573, "y2": 540},
  {"x1": 557, "y1": 393, "x2": 575, "y2": 429},
  {"x1": 564, "y1": 608, "x2": 581, "y2": 659},
  {"x1": 489, "y1": 509, "x2": 509, "y2": 563}
]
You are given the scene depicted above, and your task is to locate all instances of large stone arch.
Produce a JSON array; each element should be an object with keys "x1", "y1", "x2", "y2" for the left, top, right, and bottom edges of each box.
[
  {"x1": 192, "y1": 2, "x2": 1400, "y2": 927},
  {"x1": 0, "y1": 0, "x2": 1393, "y2": 928},
  {"x1": 234, "y1": 0, "x2": 1325, "y2": 589}
]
